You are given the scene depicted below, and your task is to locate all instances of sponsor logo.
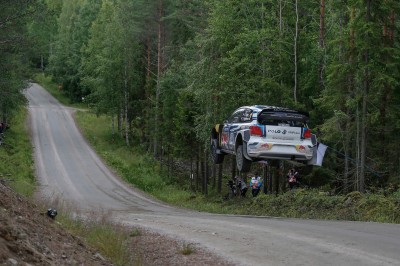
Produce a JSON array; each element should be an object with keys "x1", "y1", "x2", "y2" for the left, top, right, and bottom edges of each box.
[
  {"x1": 268, "y1": 129, "x2": 281, "y2": 133},
  {"x1": 267, "y1": 129, "x2": 300, "y2": 135}
]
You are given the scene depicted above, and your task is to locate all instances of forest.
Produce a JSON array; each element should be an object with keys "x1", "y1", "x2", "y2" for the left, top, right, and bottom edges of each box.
[{"x1": 1, "y1": 0, "x2": 400, "y2": 194}]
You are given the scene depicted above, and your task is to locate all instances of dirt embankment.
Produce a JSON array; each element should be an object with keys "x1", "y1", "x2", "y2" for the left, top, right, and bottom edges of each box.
[{"x1": 0, "y1": 181, "x2": 234, "y2": 266}]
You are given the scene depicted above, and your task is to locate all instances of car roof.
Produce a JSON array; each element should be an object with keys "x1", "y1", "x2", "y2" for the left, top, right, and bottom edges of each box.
[{"x1": 236, "y1": 105, "x2": 309, "y2": 117}]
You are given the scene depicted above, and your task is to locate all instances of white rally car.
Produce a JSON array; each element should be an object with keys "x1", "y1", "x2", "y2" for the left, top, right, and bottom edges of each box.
[{"x1": 210, "y1": 105, "x2": 317, "y2": 172}]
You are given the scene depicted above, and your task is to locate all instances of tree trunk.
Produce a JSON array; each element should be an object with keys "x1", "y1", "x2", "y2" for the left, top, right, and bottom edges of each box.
[
  {"x1": 41, "y1": 54, "x2": 44, "y2": 73},
  {"x1": 359, "y1": 0, "x2": 372, "y2": 193},
  {"x1": 217, "y1": 163, "x2": 223, "y2": 193},
  {"x1": 196, "y1": 147, "x2": 200, "y2": 191},
  {"x1": 212, "y1": 164, "x2": 216, "y2": 189},
  {"x1": 263, "y1": 163, "x2": 268, "y2": 194},
  {"x1": 345, "y1": 8, "x2": 355, "y2": 192},
  {"x1": 111, "y1": 115, "x2": 115, "y2": 142},
  {"x1": 118, "y1": 109, "x2": 122, "y2": 137},
  {"x1": 124, "y1": 56, "x2": 130, "y2": 147},
  {"x1": 200, "y1": 157, "x2": 205, "y2": 194},
  {"x1": 319, "y1": 0, "x2": 326, "y2": 90},
  {"x1": 293, "y1": 0, "x2": 299, "y2": 103},
  {"x1": 231, "y1": 155, "x2": 236, "y2": 179},
  {"x1": 204, "y1": 148, "x2": 209, "y2": 195},
  {"x1": 190, "y1": 156, "x2": 193, "y2": 191},
  {"x1": 390, "y1": 11, "x2": 395, "y2": 46},
  {"x1": 319, "y1": 0, "x2": 325, "y2": 48},
  {"x1": 344, "y1": 109, "x2": 351, "y2": 192},
  {"x1": 154, "y1": 0, "x2": 163, "y2": 158}
]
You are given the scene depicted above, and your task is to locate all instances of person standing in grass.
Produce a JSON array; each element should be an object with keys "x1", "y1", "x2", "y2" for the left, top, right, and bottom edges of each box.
[
  {"x1": 287, "y1": 168, "x2": 299, "y2": 190},
  {"x1": 250, "y1": 172, "x2": 262, "y2": 197}
]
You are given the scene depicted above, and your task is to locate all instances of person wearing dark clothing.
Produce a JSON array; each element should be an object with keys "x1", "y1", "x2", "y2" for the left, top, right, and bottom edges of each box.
[
  {"x1": 0, "y1": 122, "x2": 8, "y2": 133},
  {"x1": 237, "y1": 176, "x2": 248, "y2": 197}
]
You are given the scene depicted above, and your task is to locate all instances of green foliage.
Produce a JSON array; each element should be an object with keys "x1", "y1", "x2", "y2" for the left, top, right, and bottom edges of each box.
[
  {"x1": 0, "y1": 107, "x2": 35, "y2": 196},
  {"x1": 317, "y1": 0, "x2": 400, "y2": 189},
  {"x1": 48, "y1": 0, "x2": 102, "y2": 102},
  {"x1": 32, "y1": 0, "x2": 400, "y2": 192},
  {"x1": 129, "y1": 228, "x2": 141, "y2": 237},
  {"x1": 0, "y1": 0, "x2": 34, "y2": 121},
  {"x1": 179, "y1": 243, "x2": 195, "y2": 255},
  {"x1": 75, "y1": 111, "x2": 166, "y2": 193}
]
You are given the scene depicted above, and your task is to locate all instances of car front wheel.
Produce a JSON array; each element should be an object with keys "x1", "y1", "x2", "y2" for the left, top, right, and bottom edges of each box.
[{"x1": 236, "y1": 144, "x2": 251, "y2": 172}]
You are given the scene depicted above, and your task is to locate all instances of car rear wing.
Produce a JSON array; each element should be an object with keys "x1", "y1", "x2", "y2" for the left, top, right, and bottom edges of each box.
[{"x1": 257, "y1": 108, "x2": 309, "y2": 125}]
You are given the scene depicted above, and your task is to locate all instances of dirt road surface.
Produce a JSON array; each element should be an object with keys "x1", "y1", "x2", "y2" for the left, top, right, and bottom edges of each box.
[{"x1": 25, "y1": 83, "x2": 400, "y2": 266}]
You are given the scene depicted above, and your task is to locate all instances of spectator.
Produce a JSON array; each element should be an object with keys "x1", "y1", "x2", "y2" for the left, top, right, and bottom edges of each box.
[
  {"x1": 0, "y1": 122, "x2": 7, "y2": 134},
  {"x1": 250, "y1": 172, "x2": 262, "y2": 197},
  {"x1": 287, "y1": 168, "x2": 299, "y2": 190}
]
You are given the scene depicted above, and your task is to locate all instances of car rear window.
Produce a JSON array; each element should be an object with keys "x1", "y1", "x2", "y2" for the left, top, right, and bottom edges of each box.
[{"x1": 257, "y1": 109, "x2": 309, "y2": 127}]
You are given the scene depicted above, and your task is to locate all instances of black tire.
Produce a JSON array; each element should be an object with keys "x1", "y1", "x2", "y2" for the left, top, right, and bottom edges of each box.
[
  {"x1": 211, "y1": 138, "x2": 224, "y2": 164},
  {"x1": 236, "y1": 144, "x2": 251, "y2": 172}
]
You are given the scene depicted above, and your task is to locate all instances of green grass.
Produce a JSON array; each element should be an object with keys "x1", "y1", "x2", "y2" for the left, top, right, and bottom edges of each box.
[
  {"x1": 179, "y1": 243, "x2": 195, "y2": 255},
  {"x1": 57, "y1": 212, "x2": 132, "y2": 266},
  {"x1": 129, "y1": 228, "x2": 141, "y2": 237},
  {"x1": 0, "y1": 107, "x2": 35, "y2": 196}
]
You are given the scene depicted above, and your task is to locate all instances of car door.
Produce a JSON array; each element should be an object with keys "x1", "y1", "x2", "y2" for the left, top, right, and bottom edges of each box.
[
  {"x1": 227, "y1": 109, "x2": 243, "y2": 151},
  {"x1": 221, "y1": 110, "x2": 240, "y2": 151}
]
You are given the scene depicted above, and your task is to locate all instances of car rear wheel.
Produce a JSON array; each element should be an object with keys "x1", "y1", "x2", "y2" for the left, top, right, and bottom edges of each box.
[
  {"x1": 236, "y1": 144, "x2": 251, "y2": 172},
  {"x1": 211, "y1": 138, "x2": 224, "y2": 164}
]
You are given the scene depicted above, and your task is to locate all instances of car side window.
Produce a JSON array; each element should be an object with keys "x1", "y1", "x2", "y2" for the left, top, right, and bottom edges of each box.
[
  {"x1": 241, "y1": 109, "x2": 253, "y2": 122},
  {"x1": 229, "y1": 110, "x2": 243, "y2": 123}
]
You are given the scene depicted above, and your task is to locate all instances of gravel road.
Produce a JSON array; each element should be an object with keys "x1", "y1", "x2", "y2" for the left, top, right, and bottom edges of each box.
[{"x1": 26, "y1": 83, "x2": 400, "y2": 266}]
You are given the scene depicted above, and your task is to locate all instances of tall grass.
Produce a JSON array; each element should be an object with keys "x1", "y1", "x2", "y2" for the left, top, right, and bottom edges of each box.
[
  {"x1": 75, "y1": 112, "x2": 167, "y2": 194},
  {"x1": 0, "y1": 106, "x2": 35, "y2": 196},
  {"x1": 58, "y1": 213, "x2": 133, "y2": 266}
]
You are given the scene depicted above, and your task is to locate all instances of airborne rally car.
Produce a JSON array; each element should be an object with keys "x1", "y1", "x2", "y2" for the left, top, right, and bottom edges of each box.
[{"x1": 210, "y1": 105, "x2": 317, "y2": 172}]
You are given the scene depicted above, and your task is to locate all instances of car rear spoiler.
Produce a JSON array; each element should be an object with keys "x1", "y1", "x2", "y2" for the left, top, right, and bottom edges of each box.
[{"x1": 257, "y1": 108, "x2": 310, "y2": 123}]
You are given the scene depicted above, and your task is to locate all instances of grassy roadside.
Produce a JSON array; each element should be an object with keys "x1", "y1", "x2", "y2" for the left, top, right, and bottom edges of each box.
[
  {"x1": 0, "y1": 107, "x2": 35, "y2": 196},
  {"x1": 32, "y1": 75, "x2": 400, "y2": 225}
]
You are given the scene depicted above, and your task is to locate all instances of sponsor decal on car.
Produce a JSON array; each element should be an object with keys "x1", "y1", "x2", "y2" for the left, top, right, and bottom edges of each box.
[
  {"x1": 261, "y1": 143, "x2": 273, "y2": 150},
  {"x1": 272, "y1": 136, "x2": 295, "y2": 140}
]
